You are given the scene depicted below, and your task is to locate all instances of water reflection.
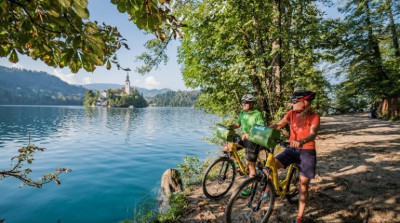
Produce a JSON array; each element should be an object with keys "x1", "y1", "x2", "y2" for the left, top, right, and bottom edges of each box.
[
  {"x1": 0, "y1": 106, "x2": 218, "y2": 223},
  {"x1": 0, "y1": 106, "x2": 77, "y2": 145}
]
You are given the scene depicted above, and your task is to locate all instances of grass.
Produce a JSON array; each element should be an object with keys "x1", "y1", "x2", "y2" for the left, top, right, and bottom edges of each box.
[
  {"x1": 129, "y1": 193, "x2": 188, "y2": 223},
  {"x1": 128, "y1": 155, "x2": 210, "y2": 223},
  {"x1": 158, "y1": 193, "x2": 188, "y2": 222}
]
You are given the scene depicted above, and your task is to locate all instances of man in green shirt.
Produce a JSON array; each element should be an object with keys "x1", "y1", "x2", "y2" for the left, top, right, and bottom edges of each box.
[{"x1": 225, "y1": 94, "x2": 265, "y2": 179}]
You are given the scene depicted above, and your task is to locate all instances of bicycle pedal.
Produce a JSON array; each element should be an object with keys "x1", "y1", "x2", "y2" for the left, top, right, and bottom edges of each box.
[{"x1": 237, "y1": 169, "x2": 245, "y2": 176}]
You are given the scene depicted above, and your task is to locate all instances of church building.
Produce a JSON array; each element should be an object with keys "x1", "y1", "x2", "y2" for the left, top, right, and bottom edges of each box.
[{"x1": 125, "y1": 72, "x2": 131, "y2": 95}]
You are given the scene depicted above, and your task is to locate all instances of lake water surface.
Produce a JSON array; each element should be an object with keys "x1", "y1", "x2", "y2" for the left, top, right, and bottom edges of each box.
[{"x1": 0, "y1": 106, "x2": 219, "y2": 222}]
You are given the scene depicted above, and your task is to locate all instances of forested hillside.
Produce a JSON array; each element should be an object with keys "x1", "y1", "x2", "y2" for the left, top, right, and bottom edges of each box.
[
  {"x1": 0, "y1": 66, "x2": 85, "y2": 105},
  {"x1": 148, "y1": 91, "x2": 199, "y2": 107}
]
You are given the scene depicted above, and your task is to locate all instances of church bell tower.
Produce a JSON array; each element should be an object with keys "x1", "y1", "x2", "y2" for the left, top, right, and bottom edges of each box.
[{"x1": 125, "y1": 72, "x2": 131, "y2": 95}]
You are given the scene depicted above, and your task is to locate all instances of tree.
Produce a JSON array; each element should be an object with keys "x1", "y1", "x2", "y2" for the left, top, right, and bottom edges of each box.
[
  {"x1": 148, "y1": 90, "x2": 199, "y2": 107},
  {"x1": 174, "y1": 0, "x2": 330, "y2": 122},
  {"x1": 0, "y1": 145, "x2": 71, "y2": 188},
  {"x1": 0, "y1": 0, "x2": 184, "y2": 73},
  {"x1": 333, "y1": 0, "x2": 400, "y2": 118},
  {"x1": 84, "y1": 89, "x2": 96, "y2": 106}
]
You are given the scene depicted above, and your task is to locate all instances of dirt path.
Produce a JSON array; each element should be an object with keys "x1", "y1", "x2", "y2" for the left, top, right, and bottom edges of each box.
[{"x1": 181, "y1": 113, "x2": 400, "y2": 223}]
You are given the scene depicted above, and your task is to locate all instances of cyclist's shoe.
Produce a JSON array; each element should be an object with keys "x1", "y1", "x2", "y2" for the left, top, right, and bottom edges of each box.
[
  {"x1": 262, "y1": 188, "x2": 270, "y2": 199},
  {"x1": 293, "y1": 216, "x2": 303, "y2": 223},
  {"x1": 241, "y1": 186, "x2": 252, "y2": 196}
]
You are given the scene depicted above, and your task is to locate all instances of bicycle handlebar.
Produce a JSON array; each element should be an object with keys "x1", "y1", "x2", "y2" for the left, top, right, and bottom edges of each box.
[{"x1": 279, "y1": 141, "x2": 290, "y2": 148}]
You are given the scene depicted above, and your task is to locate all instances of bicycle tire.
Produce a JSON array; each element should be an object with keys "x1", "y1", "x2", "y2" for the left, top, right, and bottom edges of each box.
[
  {"x1": 285, "y1": 166, "x2": 299, "y2": 205},
  {"x1": 225, "y1": 175, "x2": 275, "y2": 223},
  {"x1": 202, "y1": 157, "x2": 236, "y2": 199}
]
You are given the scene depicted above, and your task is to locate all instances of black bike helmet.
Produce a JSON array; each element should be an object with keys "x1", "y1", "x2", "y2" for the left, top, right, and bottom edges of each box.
[
  {"x1": 290, "y1": 90, "x2": 316, "y2": 102},
  {"x1": 241, "y1": 94, "x2": 256, "y2": 103}
]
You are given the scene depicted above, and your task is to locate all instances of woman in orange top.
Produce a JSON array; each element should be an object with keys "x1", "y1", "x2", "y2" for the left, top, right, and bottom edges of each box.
[{"x1": 269, "y1": 90, "x2": 320, "y2": 223}]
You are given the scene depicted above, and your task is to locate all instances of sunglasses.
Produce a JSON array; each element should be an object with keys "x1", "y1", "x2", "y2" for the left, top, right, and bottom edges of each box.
[
  {"x1": 241, "y1": 100, "x2": 251, "y2": 105},
  {"x1": 291, "y1": 99, "x2": 301, "y2": 104}
]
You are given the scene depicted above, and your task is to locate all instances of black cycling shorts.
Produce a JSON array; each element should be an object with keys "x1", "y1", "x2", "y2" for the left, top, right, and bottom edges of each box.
[
  {"x1": 275, "y1": 147, "x2": 317, "y2": 179},
  {"x1": 235, "y1": 136, "x2": 260, "y2": 162}
]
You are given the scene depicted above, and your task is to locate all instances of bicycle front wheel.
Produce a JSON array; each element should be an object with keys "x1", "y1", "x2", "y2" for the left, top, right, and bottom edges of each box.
[
  {"x1": 202, "y1": 157, "x2": 236, "y2": 199},
  {"x1": 225, "y1": 176, "x2": 275, "y2": 223}
]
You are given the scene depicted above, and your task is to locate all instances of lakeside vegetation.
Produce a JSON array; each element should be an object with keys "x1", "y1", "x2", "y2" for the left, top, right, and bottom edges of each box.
[
  {"x1": 84, "y1": 88, "x2": 148, "y2": 108},
  {"x1": 147, "y1": 91, "x2": 199, "y2": 107}
]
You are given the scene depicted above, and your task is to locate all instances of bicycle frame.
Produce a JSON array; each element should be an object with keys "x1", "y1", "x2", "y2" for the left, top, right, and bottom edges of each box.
[
  {"x1": 265, "y1": 152, "x2": 299, "y2": 197},
  {"x1": 227, "y1": 143, "x2": 248, "y2": 175}
]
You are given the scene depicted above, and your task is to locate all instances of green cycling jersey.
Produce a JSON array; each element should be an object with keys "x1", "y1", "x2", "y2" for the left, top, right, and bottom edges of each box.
[{"x1": 237, "y1": 109, "x2": 265, "y2": 134}]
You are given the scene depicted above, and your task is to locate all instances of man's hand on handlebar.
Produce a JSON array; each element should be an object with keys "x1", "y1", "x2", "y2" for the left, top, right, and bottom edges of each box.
[
  {"x1": 290, "y1": 140, "x2": 302, "y2": 148},
  {"x1": 241, "y1": 134, "x2": 250, "y2": 140},
  {"x1": 227, "y1": 123, "x2": 240, "y2": 130}
]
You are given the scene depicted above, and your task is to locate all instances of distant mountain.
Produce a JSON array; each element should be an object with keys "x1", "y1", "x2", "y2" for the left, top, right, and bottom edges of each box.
[
  {"x1": 0, "y1": 66, "x2": 86, "y2": 105},
  {"x1": 83, "y1": 83, "x2": 123, "y2": 91},
  {"x1": 83, "y1": 83, "x2": 172, "y2": 98}
]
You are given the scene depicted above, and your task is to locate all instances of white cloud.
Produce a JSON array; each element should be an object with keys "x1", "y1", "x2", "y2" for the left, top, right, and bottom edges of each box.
[
  {"x1": 82, "y1": 77, "x2": 92, "y2": 84},
  {"x1": 53, "y1": 69, "x2": 91, "y2": 85},
  {"x1": 134, "y1": 76, "x2": 162, "y2": 89},
  {"x1": 11, "y1": 63, "x2": 24, "y2": 70}
]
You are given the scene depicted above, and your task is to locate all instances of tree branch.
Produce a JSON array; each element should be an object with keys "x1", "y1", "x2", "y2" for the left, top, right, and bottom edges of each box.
[{"x1": 8, "y1": 0, "x2": 63, "y2": 34}]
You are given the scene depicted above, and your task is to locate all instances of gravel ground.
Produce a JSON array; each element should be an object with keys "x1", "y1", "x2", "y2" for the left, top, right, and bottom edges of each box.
[{"x1": 181, "y1": 113, "x2": 400, "y2": 223}]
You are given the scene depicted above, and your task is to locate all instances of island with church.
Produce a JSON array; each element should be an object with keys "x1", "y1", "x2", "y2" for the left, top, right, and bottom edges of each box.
[{"x1": 83, "y1": 73, "x2": 148, "y2": 108}]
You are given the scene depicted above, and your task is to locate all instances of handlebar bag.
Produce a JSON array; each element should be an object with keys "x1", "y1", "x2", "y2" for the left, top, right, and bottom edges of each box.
[
  {"x1": 249, "y1": 125, "x2": 280, "y2": 149},
  {"x1": 216, "y1": 124, "x2": 236, "y2": 142}
]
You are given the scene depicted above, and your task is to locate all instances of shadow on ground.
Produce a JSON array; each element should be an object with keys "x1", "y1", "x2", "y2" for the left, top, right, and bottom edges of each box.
[{"x1": 181, "y1": 114, "x2": 400, "y2": 223}]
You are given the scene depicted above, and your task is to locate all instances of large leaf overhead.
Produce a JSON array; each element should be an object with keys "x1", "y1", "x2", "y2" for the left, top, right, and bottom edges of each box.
[{"x1": 0, "y1": 0, "x2": 183, "y2": 73}]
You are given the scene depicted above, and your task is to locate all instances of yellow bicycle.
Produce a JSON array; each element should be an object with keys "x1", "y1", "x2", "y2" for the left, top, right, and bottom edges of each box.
[
  {"x1": 202, "y1": 124, "x2": 265, "y2": 199},
  {"x1": 225, "y1": 141, "x2": 300, "y2": 223},
  {"x1": 201, "y1": 139, "x2": 246, "y2": 199}
]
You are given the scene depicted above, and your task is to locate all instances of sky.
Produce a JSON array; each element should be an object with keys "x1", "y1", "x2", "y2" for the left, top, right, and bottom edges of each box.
[{"x1": 0, "y1": 1, "x2": 342, "y2": 91}]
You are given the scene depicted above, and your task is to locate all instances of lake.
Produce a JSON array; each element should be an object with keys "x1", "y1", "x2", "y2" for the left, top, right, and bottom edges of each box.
[{"x1": 0, "y1": 106, "x2": 219, "y2": 223}]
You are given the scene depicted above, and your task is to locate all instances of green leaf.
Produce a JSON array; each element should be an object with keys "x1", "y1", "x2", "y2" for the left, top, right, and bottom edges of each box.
[
  {"x1": 106, "y1": 60, "x2": 111, "y2": 70},
  {"x1": 117, "y1": 2, "x2": 127, "y2": 13},
  {"x1": 59, "y1": 0, "x2": 72, "y2": 8},
  {"x1": 85, "y1": 53, "x2": 103, "y2": 66},
  {"x1": 75, "y1": 7, "x2": 89, "y2": 19},
  {"x1": 9, "y1": 49, "x2": 19, "y2": 63}
]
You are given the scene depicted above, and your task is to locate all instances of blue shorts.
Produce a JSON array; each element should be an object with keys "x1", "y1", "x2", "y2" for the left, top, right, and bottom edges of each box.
[{"x1": 275, "y1": 147, "x2": 317, "y2": 179}]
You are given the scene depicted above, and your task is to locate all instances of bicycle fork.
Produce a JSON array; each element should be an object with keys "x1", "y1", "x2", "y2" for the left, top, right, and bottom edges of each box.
[
  {"x1": 218, "y1": 160, "x2": 230, "y2": 183},
  {"x1": 246, "y1": 173, "x2": 268, "y2": 212}
]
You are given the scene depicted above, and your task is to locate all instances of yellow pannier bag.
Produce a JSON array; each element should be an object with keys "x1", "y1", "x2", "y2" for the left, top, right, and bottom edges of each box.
[{"x1": 249, "y1": 124, "x2": 280, "y2": 148}]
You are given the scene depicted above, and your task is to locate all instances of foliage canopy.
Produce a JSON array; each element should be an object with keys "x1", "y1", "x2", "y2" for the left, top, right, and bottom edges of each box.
[{"x1": 1, "y1": 0, "x2": 183, "y2": 73}]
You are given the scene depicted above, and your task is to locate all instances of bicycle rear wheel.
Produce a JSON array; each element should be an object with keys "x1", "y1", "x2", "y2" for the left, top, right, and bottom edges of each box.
[
  {"x1": 285, "y1": 166, "x2": 299, "y2": 204},
  {"x1": 225, "y1": 175, "x2": 275, "y2": 223},
  {"x1": 202, "y1": 157, "x2": 236, "y2": 199}
]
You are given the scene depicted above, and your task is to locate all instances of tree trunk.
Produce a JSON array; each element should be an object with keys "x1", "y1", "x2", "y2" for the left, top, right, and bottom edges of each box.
[
  {"x1": 386, "y1": 0, "x2": 400, "y2": 57},
  {"x1": 271, "y1": 0, "x2": 282, "y2": 99},
  {"x1": 366, "y1": 1, "x2": 397, "y2": 119},
  {"x1": 253, "y1": 12, "x2": 272, "y2": 122},
  {"x1": 365, "y1": 1, "x2": 391, "y2": 82},
  {"x1": 241, "y1": 34, "x2": 271, "y2": 122},
  {"x1": 380, "y1": 97, "x2": 400, "y2": 119}
]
